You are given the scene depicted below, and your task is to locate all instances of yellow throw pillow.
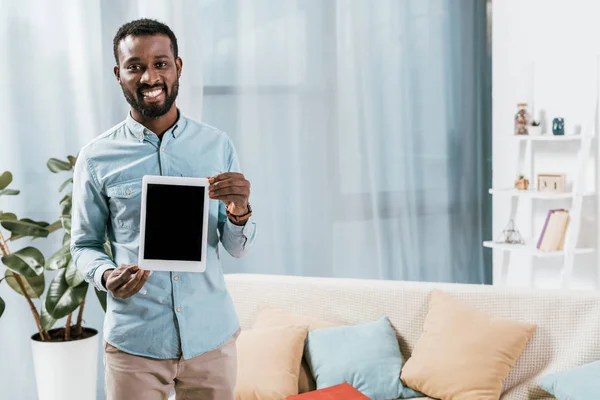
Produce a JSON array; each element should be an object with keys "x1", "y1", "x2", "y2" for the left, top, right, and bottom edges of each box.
[
  {"x1": 252, "y1": 305, "x2": 340, "y2": 393},
  {"x1": 236, "y1": 325, "x2": 309, "y2": 400},
  {"x1": 401, "y1": 290, "x2": 536, "y2": 400}
]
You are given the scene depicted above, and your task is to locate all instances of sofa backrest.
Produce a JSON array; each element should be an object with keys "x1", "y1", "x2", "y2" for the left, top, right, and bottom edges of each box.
[{"x1": 225, "y1": 273, "x2": 600, "y2": 400}]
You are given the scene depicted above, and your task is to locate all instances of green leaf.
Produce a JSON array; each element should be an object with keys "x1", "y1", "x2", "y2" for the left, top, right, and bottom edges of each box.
[
  {"x1": 5, "y1": 270, "x2": 45, "y2": 298},
  {"x1": 63, "y1": 233, "x2": 71, "y2": 247},
  {"x1": 0, "y1": 295, "x2": 5, "y2": 318},
  {"x1": 65, "y1": 259, "x2": 84, "y2": 287},
  {"x1": 67, "y1": 156, "x2": 77, "y2": 166},
  {"x1": 41, "y1": 302, "x2": 56, "y2": 330},
  {"x1": 1, "y1": 247, "x2": 45, "y2": 277},
  {"x1": 61, "y1": 216, "x2": 71, "y2": 232},
  {"x1": 0, "y1": 172, "x2": 12, "y2": 190},
  {"x1": 45, "y1": 269, "x2": 87, "y2": 319},
  {"x1": 60, "y1": 193, "x2": 72, "y2": 216},
  {"x1": 104, "y1": 241, "x2": 113, "y2": 260},
  {"x1": 0, "y1": 189, "x2": 19, "y2": 196},
  {"x1": 47, "y1": 220, "x2": 62, "y2": 234},
  {"x1": 2, "y1": 219, "x2": 50, "y2": 240},
  {"x1": 45, "y1": 245, "x2": 71, "y2": 271},
  {"x1": 0, "y1": 212, "x2": 17, "y2": 221},
  {"x1": 59, "y1": 177, "x2": 73, "y2": 192},
  {"x1": 47, "y1": 158, "x2": 72, "y2": 173},
  {"x1": 22, "y1": 219, "x2": 49, "y2": 228},
  {"x1": 95, "y1": 288, "x2": 107, "y2": 312}
]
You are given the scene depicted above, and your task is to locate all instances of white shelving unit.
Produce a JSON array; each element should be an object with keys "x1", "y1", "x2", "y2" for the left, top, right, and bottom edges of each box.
[{"x1": 486, "y1": 133, "x2": 597, "y2": 289}]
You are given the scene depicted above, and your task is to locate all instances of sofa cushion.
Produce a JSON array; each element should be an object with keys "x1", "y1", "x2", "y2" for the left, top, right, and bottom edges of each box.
[
  {"x1": 252, "y1": 304, "x2": 339, "y2": 393},
  {"x1": 305, "y1": 316, "x2": 422, "y2": 400},
  {"x1": 401, "y1": 290, "x2": 536, "y2": 400},
  {"x1": 235, "y1": 325, "x2": 308, "y2": 400},
  {"x1": 537, "y1": 360, "x2": 600, "y2": 400}
]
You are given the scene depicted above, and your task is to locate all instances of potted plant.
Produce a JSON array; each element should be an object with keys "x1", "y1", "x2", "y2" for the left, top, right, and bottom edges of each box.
[
  {"x1": 530, "y1": 120, "x2": 542, "y2": 136},
  {"x1": 0, "y1": 156, "x2": 107, "y2": 400},
  {"x1": 514, "y1": 175, "x2": 529, "y2": 190}
]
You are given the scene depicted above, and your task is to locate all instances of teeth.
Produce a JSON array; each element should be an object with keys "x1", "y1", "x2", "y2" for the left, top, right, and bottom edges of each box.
[{"x1": 143, "y1": 88, "x2": 162, "y2": 98}]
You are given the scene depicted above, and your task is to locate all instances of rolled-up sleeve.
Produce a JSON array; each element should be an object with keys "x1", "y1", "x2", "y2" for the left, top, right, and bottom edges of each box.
[{"x1": 70, "y1": 152, "x2": 116, "y2": 291}]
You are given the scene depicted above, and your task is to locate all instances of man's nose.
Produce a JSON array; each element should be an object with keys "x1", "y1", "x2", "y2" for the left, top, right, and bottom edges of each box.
[{"x1": 140, "y1": 66, "x2": 160, "y2": 86}]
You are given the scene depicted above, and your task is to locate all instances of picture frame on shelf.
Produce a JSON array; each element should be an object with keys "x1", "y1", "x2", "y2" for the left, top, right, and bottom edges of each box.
[{"x1": 537, "y1": 173, "x2": 566, "y2": 193}]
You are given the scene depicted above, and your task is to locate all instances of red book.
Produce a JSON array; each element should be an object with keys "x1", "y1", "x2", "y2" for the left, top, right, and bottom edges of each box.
[{"x1": 286, "y1": 383, "x2": 370, "y2": 399}]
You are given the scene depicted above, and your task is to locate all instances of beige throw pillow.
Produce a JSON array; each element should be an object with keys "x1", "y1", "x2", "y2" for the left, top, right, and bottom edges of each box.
[
  {"x1": 401, "y1": 290, "x2": 536, "y2": 400},
  {"x1": 252, "y1": 304, "x2": 339, "y2": 393},
  {"x1": 235, "y1": 325, "x2": 309, "y2": 400}
]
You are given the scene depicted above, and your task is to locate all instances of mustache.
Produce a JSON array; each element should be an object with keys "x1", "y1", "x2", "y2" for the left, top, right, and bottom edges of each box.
[{"x1": 137, "y1": 84, "x2": 166, "y2": 95}]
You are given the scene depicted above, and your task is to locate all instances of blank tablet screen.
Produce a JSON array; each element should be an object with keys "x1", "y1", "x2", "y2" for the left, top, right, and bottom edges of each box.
[{"x1": 143, "y1": 183, "x2": 205, "y2": 261}]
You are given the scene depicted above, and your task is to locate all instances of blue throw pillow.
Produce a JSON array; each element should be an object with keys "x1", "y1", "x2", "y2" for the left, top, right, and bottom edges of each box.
[
  {"x1": 537, "y1": 360, "x2": 600, "y2": 400},
  {"x1": 304, "y1": 316, "x2": 421, "y2": 400}
]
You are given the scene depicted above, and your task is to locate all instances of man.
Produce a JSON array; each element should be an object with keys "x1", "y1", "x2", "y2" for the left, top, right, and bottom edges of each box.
[{"x1": 71, "y1": 18, "x2": 256, "y2": 400}]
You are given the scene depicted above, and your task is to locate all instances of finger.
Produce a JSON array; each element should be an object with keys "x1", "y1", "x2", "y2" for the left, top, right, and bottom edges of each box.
[
  {"x1": 210, "y1": 179, "x2": 249, "y2": 190},
  {"x1": 210, "y1": 194, "x2": 249, "y2": 204},
  {"x1": 130, "y1": 270, "x2": 151, "y2": 295},
  {"x1": 210, "y1": 187, "x2": 250, "y2": 198},
  {"x1": 107, "y1": 265, "x2": 138, "y2": 289},
  {"x1": 114, "y1": 269, "x2": 145, "y2": 297},
  {"x1": 210, "y1": 172, "x2": 244, "y2": 183}
]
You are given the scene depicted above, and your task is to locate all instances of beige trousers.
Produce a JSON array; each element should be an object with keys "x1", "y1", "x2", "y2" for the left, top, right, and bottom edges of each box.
[{"x1": 104, "y1": 330, "x2": 239, "y2": 400}]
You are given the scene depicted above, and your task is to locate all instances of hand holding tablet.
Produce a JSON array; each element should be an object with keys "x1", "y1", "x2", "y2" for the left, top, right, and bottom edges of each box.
[
  {"x1": 207, "y1": 172, "x2": 251, "y2": 217},
  {"x1": 103, "y1": 265, "x2": 150, "y2": 299}
]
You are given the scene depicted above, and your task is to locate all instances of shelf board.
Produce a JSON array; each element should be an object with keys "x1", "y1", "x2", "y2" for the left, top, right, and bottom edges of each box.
[
  {"x1": 483, "y1": 241, "x2": 594, "y2": 258},
  {"x1": 489, "y1": 188, "x2": 595, "y2": 199},
  {"x1": 510, "y1": 134, "x2": 585, "y2": 141}
]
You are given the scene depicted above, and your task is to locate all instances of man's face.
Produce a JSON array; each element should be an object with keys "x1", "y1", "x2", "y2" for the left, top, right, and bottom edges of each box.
[{"x1": 114, "y1": 34, "x2": 182, "y2": 119}]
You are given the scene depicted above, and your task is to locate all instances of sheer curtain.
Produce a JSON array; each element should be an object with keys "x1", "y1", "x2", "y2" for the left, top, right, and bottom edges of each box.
[
  {"x1": 200, "y1": 0, "x2": 492, "y2": 283},
  {"x1": 0, "y1": 1, "x2": 490, "y2": 399}
]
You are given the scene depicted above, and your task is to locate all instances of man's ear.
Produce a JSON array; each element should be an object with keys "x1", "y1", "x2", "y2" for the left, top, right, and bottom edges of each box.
[
  {"x1": 176, "y1": 57, "x2": 183, "y2": 79},
  {"x1": 114, "y1": 65, "x2": 120, "y2": 82}
]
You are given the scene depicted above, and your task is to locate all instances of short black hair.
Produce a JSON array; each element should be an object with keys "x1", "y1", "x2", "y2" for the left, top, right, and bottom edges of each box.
[{"x1": 113, "y1": 18, "x2": 179, "y2": 64}]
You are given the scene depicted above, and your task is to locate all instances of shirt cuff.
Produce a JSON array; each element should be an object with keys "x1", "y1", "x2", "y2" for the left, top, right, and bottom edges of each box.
[
  {"x1": 93, "y1": 264, "x2": 116, "y2": 292},
  {"x1": 226, "y1": 215, "x2": 256, "y2": 238}
]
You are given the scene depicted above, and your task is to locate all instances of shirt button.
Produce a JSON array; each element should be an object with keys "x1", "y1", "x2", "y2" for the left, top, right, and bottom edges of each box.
[
  {"x1": 139, "y1": 135, "x2": 143, "y2": 140},
  {"x1": 125, "y1": 189, "x2": 132, "y2": 195},
  {"x1": 176, "y1": 307, "x2": 181, "y2": 313},
  {"x1": 173, "y1": 275, "x2": 179, "y2": 281},
  {"x1": 161, "y1": 147, "x2": 165, "y2": 152}
]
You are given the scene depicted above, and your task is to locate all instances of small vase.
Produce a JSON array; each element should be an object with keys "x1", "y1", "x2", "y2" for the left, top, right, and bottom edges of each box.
[
  {"x1": 514, "y1": 103, "x2": 530, "y2": 135},
  {"x1": 552, "y1": 118, "x2": 565, "y2": 135},
  {"x1": 515, "y1": 179, "x2": 529, "y2": 190}
]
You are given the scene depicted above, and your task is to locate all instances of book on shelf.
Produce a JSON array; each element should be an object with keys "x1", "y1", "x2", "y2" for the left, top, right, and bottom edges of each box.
[
  {"x1": 537, "y1": 209, "x2": 570, "y2": 252},
  {"x1": 286, "y1": 383, "x2": 369, "y2": 399}
]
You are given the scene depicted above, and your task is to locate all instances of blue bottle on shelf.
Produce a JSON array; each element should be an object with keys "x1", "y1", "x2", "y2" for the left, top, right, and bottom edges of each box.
[{"x1": 552, "y1": 118, "x2": 565, "y2": 135}]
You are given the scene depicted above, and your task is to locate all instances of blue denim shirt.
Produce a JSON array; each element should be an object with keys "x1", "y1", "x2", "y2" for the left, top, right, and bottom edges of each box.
[{"x1": 71, "y1": 112, "x2": 256, "y2": 359}]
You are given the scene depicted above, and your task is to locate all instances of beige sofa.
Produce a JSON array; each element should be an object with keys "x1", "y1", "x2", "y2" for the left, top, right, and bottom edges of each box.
[{"x1": 225, "y1": 273, "x2": 600, "y2": 400}]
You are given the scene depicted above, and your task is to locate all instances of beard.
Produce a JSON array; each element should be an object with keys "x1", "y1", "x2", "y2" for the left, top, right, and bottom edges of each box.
[{"x1": 122, "y1": 79, "x2": 179, "y2": 119}]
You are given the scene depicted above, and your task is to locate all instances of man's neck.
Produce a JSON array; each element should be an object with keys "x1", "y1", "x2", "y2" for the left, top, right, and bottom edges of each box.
[{"x1": 131, "y1": 106, "x2": 179, "y2": 138}]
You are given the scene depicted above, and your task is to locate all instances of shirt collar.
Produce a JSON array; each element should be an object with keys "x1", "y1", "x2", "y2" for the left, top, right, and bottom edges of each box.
[{"x1": 126, "y1": 109, "x2": 188, "y2": 142}]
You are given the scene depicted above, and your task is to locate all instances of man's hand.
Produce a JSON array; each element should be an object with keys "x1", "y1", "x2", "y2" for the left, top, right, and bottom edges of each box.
[
  {"x1": 103, "y1": 265, "x2": 150, "y2": 299},
  {"x1": 208, "y1": 172, "x2": 251, "y2": 216}
]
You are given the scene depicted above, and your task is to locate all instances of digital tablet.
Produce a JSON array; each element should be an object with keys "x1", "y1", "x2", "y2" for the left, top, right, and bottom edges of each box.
[{"x1": 138, "y1": 175, "x2": 209, "y2": 272}]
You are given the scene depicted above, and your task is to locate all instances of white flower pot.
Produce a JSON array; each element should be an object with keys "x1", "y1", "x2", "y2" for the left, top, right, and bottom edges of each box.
[
  {"x1": 529, "y1": 125, "x2": 542, "y2": 136},
  {"x1": 31, "y1": 328, "x2": 99, "y2": 400}
]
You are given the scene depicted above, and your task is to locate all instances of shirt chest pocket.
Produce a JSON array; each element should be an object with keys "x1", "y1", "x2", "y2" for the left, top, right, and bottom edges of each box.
[{"x1": 106, "y1": 179, "x2": 142, "y2": 230}]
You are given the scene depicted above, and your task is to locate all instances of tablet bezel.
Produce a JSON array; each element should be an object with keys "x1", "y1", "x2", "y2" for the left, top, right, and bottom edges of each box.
[{"x1": 138, "y1": 175, "x2": 209, "y2": 272}]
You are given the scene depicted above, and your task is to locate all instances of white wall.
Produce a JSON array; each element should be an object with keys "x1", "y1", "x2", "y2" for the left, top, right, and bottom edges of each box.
[{"x1": 492, "y1": 0, "x2": 600, "y2": 289}]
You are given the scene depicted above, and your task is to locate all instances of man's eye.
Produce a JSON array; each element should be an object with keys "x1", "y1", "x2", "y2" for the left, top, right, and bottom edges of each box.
[
  {"x1": 156, "y1": 62, "x2": 167, "y2": 68},
  {"x1": 127, "y1": 65, "x2": 141, "y2": 71}
]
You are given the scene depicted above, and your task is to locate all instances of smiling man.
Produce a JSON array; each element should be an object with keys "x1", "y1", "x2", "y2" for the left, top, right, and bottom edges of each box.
[{"x1": 70, "y1": 19, "x2": 256, "y2": 400}]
